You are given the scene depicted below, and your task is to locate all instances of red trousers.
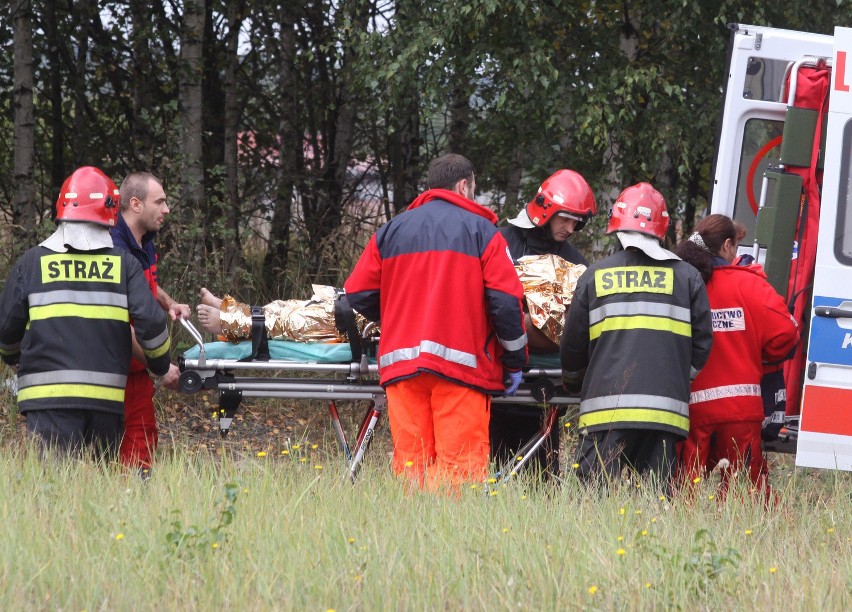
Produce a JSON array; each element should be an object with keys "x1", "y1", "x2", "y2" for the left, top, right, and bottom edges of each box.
[
  {"x1": 120, "y1": 370, "x2": 157, "y2": 468},
  {"x1": 680, "y1": 421, "x2": 769, "y2": 497},
  {"x1": 385, "y1": 372, "x2": 491, "y2": 492}
]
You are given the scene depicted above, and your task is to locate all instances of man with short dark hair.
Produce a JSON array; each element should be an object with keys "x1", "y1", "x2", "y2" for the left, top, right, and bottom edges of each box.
[
  {"x1": 345, "y1": 153, "x2": 528, "y2": 492},
  {"x1": 111, "y1": 172, "x2": 190, "y2": 475}
]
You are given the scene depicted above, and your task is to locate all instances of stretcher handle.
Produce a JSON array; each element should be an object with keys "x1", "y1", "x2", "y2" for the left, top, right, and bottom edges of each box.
[{"x1": 180, "y1": 318, "x2": 207, "y2": 368}]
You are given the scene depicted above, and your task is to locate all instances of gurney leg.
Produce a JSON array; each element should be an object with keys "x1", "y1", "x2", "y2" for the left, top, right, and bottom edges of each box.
[
  {"x1": 493, "y1": 404, "x2": 559, "y2": 485},
  {"x1": 217, "y1": 389, "x2": 243, "y2": 437},
  {"x1": 329, "y1": 400, "x2": 352, "y2": 462},
  {"x1": 347, "y1": 395, "x2": 386, "y2": 483}
]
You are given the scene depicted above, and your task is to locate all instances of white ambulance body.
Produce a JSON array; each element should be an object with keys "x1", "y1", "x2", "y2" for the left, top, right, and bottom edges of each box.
[{"x1": 711, "y1": 24, "x2": 852, "y2": 471}]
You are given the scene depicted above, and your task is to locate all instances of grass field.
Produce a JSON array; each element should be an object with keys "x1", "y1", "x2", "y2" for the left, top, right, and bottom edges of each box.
[{"x1": 1, "y1": 405, "x2": 851, "y2": 611}]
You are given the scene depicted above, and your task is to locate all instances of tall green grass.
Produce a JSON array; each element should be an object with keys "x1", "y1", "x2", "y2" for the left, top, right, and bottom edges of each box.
[{"x1": 0, "y1": 438, "x2": 850, "y2": 610}]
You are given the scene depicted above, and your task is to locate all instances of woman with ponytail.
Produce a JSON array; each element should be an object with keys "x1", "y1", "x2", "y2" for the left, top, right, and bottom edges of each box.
[{"x1": 675, "y1": 214, "x2": 799, "y2": 498}]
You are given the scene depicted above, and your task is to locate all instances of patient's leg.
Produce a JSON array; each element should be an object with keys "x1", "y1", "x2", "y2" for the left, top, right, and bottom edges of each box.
[{"x1": 196, "y1": 303, "x2": 222, "y2": 334}]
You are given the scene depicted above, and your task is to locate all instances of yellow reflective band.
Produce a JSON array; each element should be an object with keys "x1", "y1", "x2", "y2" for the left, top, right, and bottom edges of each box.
[
  {"x1": 595, "y1": 267, "x2": 673, "y2": 296},
  {"x1": 18, "y1": 383, "x2": 124, "y2": 403},
  {"x1": 579, "y1": 408, "x2": 689, "y2": 432},
  {"x1": 143, "y1": 338, "x2": 172, "y2": 360},
  {"x1": 29, "y1": 304, "x2": 129, "y2": 322},
  {"x1": 40, "y1": 253, "x2": 121, "y2": 284},
  {"x1": 589, "y1": 315, "x2": 691, "y2": 341}
]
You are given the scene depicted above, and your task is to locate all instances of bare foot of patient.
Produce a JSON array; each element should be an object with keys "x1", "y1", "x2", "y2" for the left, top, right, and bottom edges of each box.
[
  {"x1": 197, "y1": 288, "x2": 223, "y2": 334},
  {"x1": 196, "y1": 304, "x2": 222, "y2": 334},
  {"x1": 199, "y1": 287, "x2": 223, "y2": 309}
]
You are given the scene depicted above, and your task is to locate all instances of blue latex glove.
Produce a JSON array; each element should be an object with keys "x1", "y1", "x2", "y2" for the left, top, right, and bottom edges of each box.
[{"x1": 503, "y1": 370, "x2": 523, "y2": 397}]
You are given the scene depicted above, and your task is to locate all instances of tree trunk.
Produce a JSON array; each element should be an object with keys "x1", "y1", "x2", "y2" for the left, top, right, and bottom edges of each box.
[
  {"x1": 262, "y1": 2, "x2": 299, "y2": 291},
  {"x1": 222, "y1": 0, "x2": 245, "y2": 277},
  {"x1": 302, "y1": 1, "x2": 369, "y2": 286},
  {"x1": 129, "y1": 0, "x2": 155, "y2": 167},
  {"x1": 44, "y1": 0, "x2": 66, "y2": 198},
  {"x1": 179, "y1": 0, "x2": 206, "y2": 240},
  {"x1": 388, "y1": 100, "x2": 422, "y2": 216},
  {"x1": 72, "y1": 0, "x2": 94, "y2": 167},
  {"x1": 12, "y1": 0, "x2": 35, "y2": 248}
]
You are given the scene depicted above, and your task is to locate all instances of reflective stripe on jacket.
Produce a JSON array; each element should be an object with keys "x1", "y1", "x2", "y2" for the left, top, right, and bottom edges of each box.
[
  {"x1": 561, "y1": 248, "x2": 713, "y2": 438},
  {"x1": 0, "y1": 246, "x2": 171, "y2": 415}
]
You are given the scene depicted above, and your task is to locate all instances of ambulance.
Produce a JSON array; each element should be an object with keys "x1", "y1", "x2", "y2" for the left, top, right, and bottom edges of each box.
[{"x1": 710, "y1": 24, "x2": 852, "y2": 471}]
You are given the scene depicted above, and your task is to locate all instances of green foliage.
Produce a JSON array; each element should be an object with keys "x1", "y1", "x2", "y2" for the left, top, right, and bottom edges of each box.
[
  {"x1": 5, "y1": 0, "x2": 852, "y2": 286},
  {"x1": 165, "y1": 482, "x2": 239, "y2": 557},
  {"x1": 682, "y1": 528, "x2": 742, "y2": 595},
  {"x1": 0, "y1": 444, "x2": 850, "y2": 608}
]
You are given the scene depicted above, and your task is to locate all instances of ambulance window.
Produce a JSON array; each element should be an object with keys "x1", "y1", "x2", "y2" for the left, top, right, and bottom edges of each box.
[
  {"x1": 837, "y1": 120, "x2": 852, "y2": 265},
  {"x1": 743, "y1": 58, "x2": 791, "y2": 102},
  {"x1": 732, "y1": 118, "x2": 784, "y2": 241}
]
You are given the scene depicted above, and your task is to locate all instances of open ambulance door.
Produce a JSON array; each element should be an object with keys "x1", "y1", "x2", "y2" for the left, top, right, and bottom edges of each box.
[
  {"x1": 796, "y1": 26, "x2": 852, "y2": 471},
  {"x1": 709, "y1": 25, "x2": 835, "y2": 455}
]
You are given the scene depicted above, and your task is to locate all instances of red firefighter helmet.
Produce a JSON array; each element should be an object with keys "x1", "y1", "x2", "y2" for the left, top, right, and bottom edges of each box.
[
  {"x1": 55, "y1": 166, "x2": 121, "y2": 227},
  {"x1": 606, "y1": 182, "x2": 669, "y2": 240},
  {"x1": 525, "y1": 169, "x2": 596, "y2": 230}
]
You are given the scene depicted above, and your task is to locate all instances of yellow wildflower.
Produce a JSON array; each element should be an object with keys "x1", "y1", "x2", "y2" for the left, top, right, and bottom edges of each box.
[
  {"x1": 692, "y1": 476, "x2": 701, "y2": 484},
  {"x1": 404, "y1": 460, "x2": 414, "y2": 467},
  {"x1": 588, "y1": 586, "x2": 598, "y2": 595},
  {"x1": 769, "y1": 567, "x2": 777, "y2": 574},
  {"x1": 257, "y1": 451, "x2": 267, "y2": 457},
  {"x1": 617, "y1": 548, "x2": 626, "y2": 556},
  {"x1": 314, "y1": 465, "x2": 323, "y2": 470},
  {"x1": 115, "y1": 533, "x2": 124, "y2": 541},
  {"x1": 745, "y1": 529, "x2": 753, "y2": 536}
]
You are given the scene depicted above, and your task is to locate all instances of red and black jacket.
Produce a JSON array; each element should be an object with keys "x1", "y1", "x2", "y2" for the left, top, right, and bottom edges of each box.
[{"x1": 345, "y1": 189, "x2": 527, "y2": 394}]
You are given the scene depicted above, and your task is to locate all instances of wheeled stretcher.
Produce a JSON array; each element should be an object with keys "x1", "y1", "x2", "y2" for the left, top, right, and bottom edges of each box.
[{"x1": 178, "y1": 310, "x2": 579, "y2": 481}]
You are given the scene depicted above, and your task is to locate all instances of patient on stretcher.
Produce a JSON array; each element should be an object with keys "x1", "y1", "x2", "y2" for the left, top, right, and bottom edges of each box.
[{"x1": 197, "y1": 285, "x2": 351, "y2": 343}]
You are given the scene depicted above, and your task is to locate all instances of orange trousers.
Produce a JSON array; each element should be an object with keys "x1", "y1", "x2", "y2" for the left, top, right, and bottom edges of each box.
[
  {"x1": 385, "y1": 373, "x2": 491, "y2": 492},
  {"x1": 120, "y1": 370, "x2": 157, "y2": 469}
]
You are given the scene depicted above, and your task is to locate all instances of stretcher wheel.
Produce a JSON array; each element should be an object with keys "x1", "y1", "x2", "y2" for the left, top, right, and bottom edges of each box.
[
  {"x1": 179, "y1": 370, "x2": 203, "y2": 393},
  {"x1": 529, "y1": 378, "x2": 555, "y2": 403}
]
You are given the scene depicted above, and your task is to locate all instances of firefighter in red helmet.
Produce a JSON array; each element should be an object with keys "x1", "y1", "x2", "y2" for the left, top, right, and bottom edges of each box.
[
  {"x1": 0, "y1": 167, "x2": 171, "y2": 458},
  {"x1": 492, "y1": 169, "x2": 597, "y2": 477},
  {"x1": 560, "y1": 182, "x2": 713, "y2": 491}
]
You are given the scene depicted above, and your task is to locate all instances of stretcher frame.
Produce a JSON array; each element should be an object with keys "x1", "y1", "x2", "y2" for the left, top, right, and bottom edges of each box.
[{"x1": 178, "y1": 319, "x2": 578, "y2": 481}]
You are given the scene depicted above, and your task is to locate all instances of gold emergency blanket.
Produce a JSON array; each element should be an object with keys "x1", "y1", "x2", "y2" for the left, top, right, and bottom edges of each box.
[
  {"x1": 515, "y1": 254, "x2": 586, "y2": 344},
  {"x1": 219, "y1": 285, "x2": 346, "y2": 343}
]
